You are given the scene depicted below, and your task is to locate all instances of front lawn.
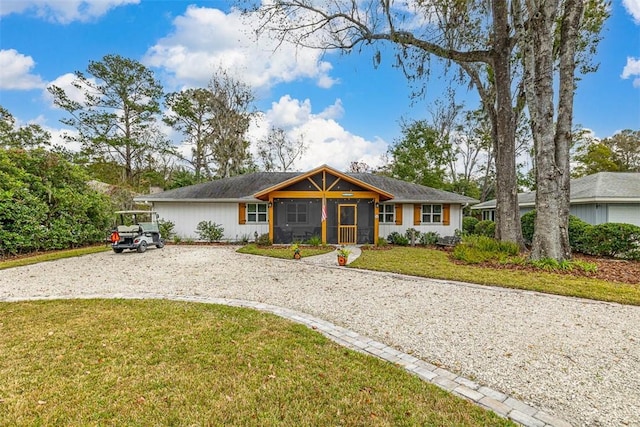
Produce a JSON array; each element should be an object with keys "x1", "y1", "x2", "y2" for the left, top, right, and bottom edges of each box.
[
  {"x1": 0, "y1": 299, "x2": 513, "y2": 426},
  {"x1": 350, "y1": 247, "x2": 640, "y2": 306}
]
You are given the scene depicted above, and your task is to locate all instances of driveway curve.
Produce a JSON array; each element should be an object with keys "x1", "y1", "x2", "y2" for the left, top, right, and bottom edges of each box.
[{"x1": 1, "y1": 246, "x2": 638, "y2": 426}]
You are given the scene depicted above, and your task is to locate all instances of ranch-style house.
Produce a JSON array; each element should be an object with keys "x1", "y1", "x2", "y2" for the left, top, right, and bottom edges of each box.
[{"x1": 135, "y1": 165, "x2": 478, "y2": 245}]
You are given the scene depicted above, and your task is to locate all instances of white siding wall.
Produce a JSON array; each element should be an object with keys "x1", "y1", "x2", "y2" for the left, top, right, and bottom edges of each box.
[
  {"x1": 608, "y1": 204, "x2": 640, "y2": 226},
  {"x1": 378, "y1": 203, "x2": 463, "y2": 239},
  {"x1": 152, "y1": 202, "x2": 269, "y2": 241}
]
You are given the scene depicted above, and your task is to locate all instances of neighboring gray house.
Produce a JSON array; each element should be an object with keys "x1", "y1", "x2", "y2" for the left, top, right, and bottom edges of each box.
[
  {"x1": 134, "y1": 165, "x2": 478, "y2": 244},
  {"x1": 471, "y1": 172, "x2": 640, "y2": 227}
]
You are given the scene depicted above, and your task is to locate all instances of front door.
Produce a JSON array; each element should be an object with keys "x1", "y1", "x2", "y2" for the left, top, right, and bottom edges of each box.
[{"x1": 338, "y1": 204, "x2": 357, "y2": 244}]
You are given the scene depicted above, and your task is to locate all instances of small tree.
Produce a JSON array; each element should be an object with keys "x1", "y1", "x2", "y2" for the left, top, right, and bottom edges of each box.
[{"x1": 256, "y1": 126, "x2": 306, "y2": 172}]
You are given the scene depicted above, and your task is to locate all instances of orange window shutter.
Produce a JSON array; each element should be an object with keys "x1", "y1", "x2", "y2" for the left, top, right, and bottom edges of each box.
[
  {"x1": 414, "y1": 204, "x2": 421, "y2": 226},
  {"x1": 443, "y1": 204, "x2": 450, "y2": 225},
  {"x1": 394, "y1": 204, "x2": 403, "y2": 225},
  {"x1": 238, "y1": 203, "x2": 246, "y2": 224}
]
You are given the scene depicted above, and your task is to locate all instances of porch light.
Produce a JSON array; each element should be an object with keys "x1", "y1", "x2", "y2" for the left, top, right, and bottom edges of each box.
[
  {"x1": 342, "y1": 193, "x2": 353, "y2": 197},
  {"x1": 268, "y1": 202, "x2": 272, "y2": 208}
]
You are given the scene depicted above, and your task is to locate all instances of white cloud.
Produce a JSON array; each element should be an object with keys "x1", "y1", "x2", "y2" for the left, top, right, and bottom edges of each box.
[
  {"x1": 623, "y1": 0, "x2": 640, "y2": 24},
  {"x1": 249, "y1": 96, "x2": 387, "y2": 171},
  {"x1": 0, "y1": 0, "x2": 140, "y2": 24},
  {"x1": 621, "y1": 57, "x2": 640, "y2": 88},
  {"x1": 0, "y1": 49, "x2": 46, "y2": 90},
  {"x1": 143, "y1": 5, "x2": 337, "y2": 91},
  {"x1": 44, "y1": 72, "x2": 101, "y2": 107}
]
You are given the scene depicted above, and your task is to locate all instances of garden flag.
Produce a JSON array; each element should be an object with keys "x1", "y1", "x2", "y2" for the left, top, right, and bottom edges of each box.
[{"x1": 321, "y1": 200, "x2": 327, "y2": 222}]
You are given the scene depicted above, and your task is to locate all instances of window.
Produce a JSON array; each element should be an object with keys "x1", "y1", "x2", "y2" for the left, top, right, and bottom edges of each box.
[
  {"x1": 482, "y1": 210, "x2": 495, "y2": 221},
  {"x1": 421, "y1": 204, "x2": 442, "y2": 223},
  {"x1": 286, "y1": 203, "x2": 307, "y2": 223},
  {"x1": 247, "y1": 203, "x2": 268, "y2": 223},
  {"x1": 378, "y1": 204, "x2": 395, "y2": 223}
]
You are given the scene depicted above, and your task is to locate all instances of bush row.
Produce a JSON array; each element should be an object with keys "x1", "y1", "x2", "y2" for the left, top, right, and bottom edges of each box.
[
  {"x1": 463, "y1": 213, "x2": 640, "y2": 260},
  {"x1": 386, "y1": 228, "x2": 440, "y2": 246}
]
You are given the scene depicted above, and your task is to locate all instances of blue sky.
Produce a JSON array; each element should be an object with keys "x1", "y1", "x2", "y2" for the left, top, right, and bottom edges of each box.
[{"x1": 0, "y1": 0, "x2": 639, "y2": 172}]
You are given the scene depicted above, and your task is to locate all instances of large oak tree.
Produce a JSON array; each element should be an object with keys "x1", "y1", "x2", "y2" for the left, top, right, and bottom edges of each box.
[{"x1": 242, "y1": 0, "x2": 607, "y2": 260}]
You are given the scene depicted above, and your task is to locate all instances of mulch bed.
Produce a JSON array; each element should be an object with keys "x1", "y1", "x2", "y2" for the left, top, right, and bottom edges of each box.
[
  {"x1": 363, "y1": 245, "x2": 640, "y2": 285},
  {"x1": 457, "y1": 252, "x2": 640, "y2": 285}
]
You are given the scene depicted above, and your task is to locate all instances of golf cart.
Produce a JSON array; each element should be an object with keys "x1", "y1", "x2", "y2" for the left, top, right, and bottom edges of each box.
[{"x1": 109, "y1": 210, "x2": 165, "y2": 253}]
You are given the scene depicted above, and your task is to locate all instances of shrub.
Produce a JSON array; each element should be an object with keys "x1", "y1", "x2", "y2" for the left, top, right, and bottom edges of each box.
[
  {"x1": 474, "y1": 220, "x2": 496, "y2": 238},
  {"x1": 568, "y1": 215, "x2": 592, "y2": 253},
  {"x1": 452, "y1": 235, "x2": 520, "y2": 264},
  {"x1": 404, "y1": 228, "x2": 422, "y2": 244},
  {"x1": 419, "y1": 231, "x2": 440, "y2": 246},
  {"x1": 462, "y1": 216, "x2": 479, "y2": 235},
  {"x1": 306, "y1": 235, "x2": 322, "y2": 246},
  {"x1": 158, "y1": 218, "x2": 175, "y2": 240},
  {"x1": 376, "y1": 237, "x2": 388, "y2": 247},
  {"x1": 581, "y1": 223, "x2": 640, "y2": 260},
  {"x1": 195, "y1": 221, "x2": 224, "y2": 242},
  {"x1": 256, "y1": 233, "x2": 272, "y2": 246},
  {"x1": 386, "y1": 232, "x2": 409, "y2": 246},
  {"x1": 521, "y1": 210, "x2": 592, "y2": 252},
  {"x1": 529, "y1": 258, "x2": 572, "y2": 271},
  {"x1": 520, "y1": 211, "x2": 536, "y2": 244}
]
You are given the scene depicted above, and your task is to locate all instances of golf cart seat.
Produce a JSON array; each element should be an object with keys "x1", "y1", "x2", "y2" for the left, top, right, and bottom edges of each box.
[{"x1": 117, "y1": 225, "x2": 140, "y2": 234}]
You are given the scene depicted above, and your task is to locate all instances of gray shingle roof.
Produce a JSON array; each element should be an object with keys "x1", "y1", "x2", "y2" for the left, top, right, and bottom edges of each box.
[
  {"x1": 350, "y1": 173, "x2": 478, "y2": 203},
  {"x1": 135, "y1": 170, "x2": 478, "y2": 204},
  {"x1": 471, "y1": 172, "x2": 640, "y2": 209},
  {"x1": 136, "y1": 172, "x2": 298, "y2": 201}
]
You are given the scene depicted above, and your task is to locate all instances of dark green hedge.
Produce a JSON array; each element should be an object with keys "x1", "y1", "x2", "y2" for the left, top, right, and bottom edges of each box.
[
  {"x1": 462, "y1": 216, "x2": 479, "y2": 235},
  {"x1": 474, "y1": 220, "x2": 495, "y2": 238},
  {"x1": 520, "y1": 209, "x2": 640, "y2": 260},
  {"x1": 0, "y1": 148, "x2": 113, "y2": 257},
  {"x1": 581, "y1": 223, "x2": 640, "y2": 260}
]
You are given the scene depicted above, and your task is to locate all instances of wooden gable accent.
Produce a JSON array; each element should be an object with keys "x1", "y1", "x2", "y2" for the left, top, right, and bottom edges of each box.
[{"x1": 253, "y1": 164, "x2": 394, "y2": 201}]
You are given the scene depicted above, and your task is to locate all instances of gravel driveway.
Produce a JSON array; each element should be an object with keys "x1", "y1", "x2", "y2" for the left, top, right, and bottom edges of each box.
[{"x1": 1, "y1": 246, "x2": 638, "y2": 426}]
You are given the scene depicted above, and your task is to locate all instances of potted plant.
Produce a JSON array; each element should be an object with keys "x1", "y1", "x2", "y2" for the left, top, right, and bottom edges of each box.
[
  {"x1": 290, "y1": 243, "x2": 301, "y2": 260},
  {"x1": 336, "y1": 246, "x2": 351, "y2": 266}
]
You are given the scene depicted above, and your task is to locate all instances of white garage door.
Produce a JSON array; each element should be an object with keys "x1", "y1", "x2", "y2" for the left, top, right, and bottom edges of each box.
[{"x1": 608, "y1": 204, "x2": 640, "y2": 226}]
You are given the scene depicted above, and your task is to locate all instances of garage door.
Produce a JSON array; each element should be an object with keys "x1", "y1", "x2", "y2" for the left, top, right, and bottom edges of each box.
[{"x1": 608, "y1": 204, "x2": 640, "y2": 226}]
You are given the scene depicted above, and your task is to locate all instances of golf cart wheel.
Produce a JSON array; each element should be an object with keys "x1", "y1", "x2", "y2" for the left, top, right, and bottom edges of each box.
[
  {"x1": 113, "y1": 248, "x2": 124, "y2": 254},
  {"x1": 156, "y1": 239, "x2": 165, "y2": 249},
  {"x1": 137, "y1": 241, "x2": 147, "y2": 253}
]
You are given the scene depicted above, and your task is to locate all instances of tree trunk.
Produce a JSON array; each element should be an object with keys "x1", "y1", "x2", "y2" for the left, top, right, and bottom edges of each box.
[
  {"x1": 491, "y1": 0, "x2": 524, "y2": 246},
  {"x1": 518, "y1": 0, "x2": 582, "y2": 261}
]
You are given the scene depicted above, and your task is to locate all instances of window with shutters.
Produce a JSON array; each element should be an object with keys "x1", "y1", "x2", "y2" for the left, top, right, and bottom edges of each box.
[
  {"x1": 378, "y1": 204, "x2": 395, "y2": 223},
  {"x1": 247, "y1": 203, "x2": 268, "y2": 223},
  {"x1": 421, "y1": 204, "x2": 442, "y2": 223}
]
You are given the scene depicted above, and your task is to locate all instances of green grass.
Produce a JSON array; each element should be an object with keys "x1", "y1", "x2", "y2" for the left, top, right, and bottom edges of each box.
[
  {"x1": 0, "y1": 245, "x2": 110, "y2": 270},
  {"x1": 349, "y1": 247, "x2": 640, "y2": 306},
  {"x1": 237, "y1": 243, "x2": 335, "y2": 259},
  {"x1": 0, "y1": 299, "x2": 513, "y2": 426}
]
